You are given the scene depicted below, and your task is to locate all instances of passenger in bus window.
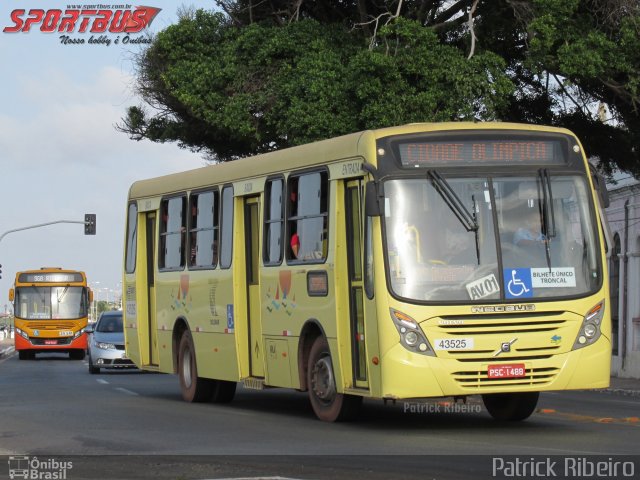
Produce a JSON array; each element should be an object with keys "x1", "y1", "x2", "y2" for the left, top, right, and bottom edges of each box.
[
  {"x1": 288, "y1": 177, "x2": 300, "y2": 258},
  {"x1": 513, "y1": 209, "x2": 546, "y2": 247},
  {"x1": 290, "y1": 231, "x2": 300, "y2": 258}
]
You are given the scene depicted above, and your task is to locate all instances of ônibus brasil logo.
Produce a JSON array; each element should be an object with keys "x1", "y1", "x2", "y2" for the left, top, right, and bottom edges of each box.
[{"x1": 3, "y1": 4, "x2": 161, "y2": 45}]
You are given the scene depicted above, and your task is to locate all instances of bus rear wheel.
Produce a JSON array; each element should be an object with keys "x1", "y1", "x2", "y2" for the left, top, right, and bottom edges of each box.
[
  {"x1": 482, "y1": 392, "x2": 539, "y2": 421},
  {"x1": 178, "y1": 330, "x2": 214, "y2": 402},
  {"x1": 307, "y1": 336, "x2": 361, "y2": 422}
]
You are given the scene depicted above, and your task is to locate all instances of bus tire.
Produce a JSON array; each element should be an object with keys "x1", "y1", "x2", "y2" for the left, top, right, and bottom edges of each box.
[
  {"x1": 482, "y1": 392, "x2": 539, "y2": 421},
  {"x1": 178, "y1": 330, "x2": 213, "y2": 403},
  {"x1": 18, "y1": 351, "x2": 30, "y2": 360},
  {"x1": 70, "y1": 350, "x2": 85, "y2": 360},
  {"x1": 307, "y1": 336, "x2": 362, "y2": 422},
  {"x1": 211, "y1": 380, "x2": 236, "y2": 403}
]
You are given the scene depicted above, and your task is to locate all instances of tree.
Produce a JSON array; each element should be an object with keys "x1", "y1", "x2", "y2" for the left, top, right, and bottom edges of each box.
[{"x1": 119, "y1": 1, "x2": 640, "y2": 176}]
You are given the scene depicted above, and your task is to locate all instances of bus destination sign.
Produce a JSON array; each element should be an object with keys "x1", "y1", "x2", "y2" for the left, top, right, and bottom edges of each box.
[
  {"x1": 18, "y1": 272, "x2": 84, "y2": 283},
  {"x1": 398, "y1": 140, "x2": 564, "y2": 166}
]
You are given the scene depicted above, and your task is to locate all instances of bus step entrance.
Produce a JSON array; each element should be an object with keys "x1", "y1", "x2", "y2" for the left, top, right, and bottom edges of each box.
[{"x1": 243, "y1": 377, "x2": 266, "y2": 390}]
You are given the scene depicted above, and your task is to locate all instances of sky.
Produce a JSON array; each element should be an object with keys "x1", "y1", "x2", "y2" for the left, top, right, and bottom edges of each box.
[{"x1": 0, "y1": 1, "x2": 215, "y2": 311}]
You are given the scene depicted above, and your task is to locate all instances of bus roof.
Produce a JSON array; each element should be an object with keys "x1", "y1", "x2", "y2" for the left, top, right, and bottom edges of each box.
[{"x1": 128, "y1": 122, "x2": 576, "y2": 200}]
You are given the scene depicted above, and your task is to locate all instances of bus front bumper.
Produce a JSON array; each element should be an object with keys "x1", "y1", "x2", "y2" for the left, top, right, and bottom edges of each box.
[
  {"x1": 379, "y1": 337, "x2": 611, "y2": 399},
  {"x1": 15, "y1": 332, "x2": 87, "y2": 351}
]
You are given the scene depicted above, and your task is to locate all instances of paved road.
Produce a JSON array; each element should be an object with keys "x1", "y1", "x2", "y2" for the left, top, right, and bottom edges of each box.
[{"x1": 0, "y1": 351, "x2": 639, "y2": 479}]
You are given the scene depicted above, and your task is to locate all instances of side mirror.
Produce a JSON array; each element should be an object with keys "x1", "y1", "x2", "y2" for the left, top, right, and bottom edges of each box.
[
  {"x1": 89, "y1": 289, "x2": 94, "y2": 303},
  {"x1": 8, "y1": 288, "x2": 14, "y2": 302},
  {"x1": 596, "y1": 172, "x2": 610, "y2": 208},
  {"x1": 589, "y1": 165, "x2": 610, "y2": 209},
  {"x1": 85, "y1": 324, "x2": 95, "y2": 334},
  {"x1": 365, "y1": 182, "x2": 382, "y2": 217}
]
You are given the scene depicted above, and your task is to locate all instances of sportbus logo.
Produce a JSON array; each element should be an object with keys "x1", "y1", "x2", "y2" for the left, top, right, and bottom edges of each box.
[{"x1": 3, "y1": 4, "x2": 161, "y2": 46}]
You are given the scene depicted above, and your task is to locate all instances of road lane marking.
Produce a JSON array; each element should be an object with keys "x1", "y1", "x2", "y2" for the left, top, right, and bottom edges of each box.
[
  {"x1": 96, "y1": 379, "x2": 109, "y2": 384},
  {"x1": 115, "y1": 387, "x2": 139, "y2": 396},
  {"x1": 537, "y1": 408, "x2": 640, "y2": 427},
  {"x1": 207, "y1": 477, "x2": 303, "y2": 480}
]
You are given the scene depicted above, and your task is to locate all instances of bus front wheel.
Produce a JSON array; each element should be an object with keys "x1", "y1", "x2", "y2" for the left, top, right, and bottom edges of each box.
[
  {"x1": 307, "y1": 336, "x2": 361, "y2": 422},
  {"x1": 178, "y1": 330, "x2": 213, "y2": 402},
  {"x1": 482, "y1": 392, "x2": 539, "y2": 421}
]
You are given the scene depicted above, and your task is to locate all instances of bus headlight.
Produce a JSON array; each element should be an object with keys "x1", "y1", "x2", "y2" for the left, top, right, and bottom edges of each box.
[
  {"x1": 15, "y1": 327, "x2": 29, "y2": 340},
  {"x1": 390, "y1": 308, "x2": 434, "y2": 356},
  {"x1": 572, "y1": 301, "x2": 604, "y2": 350}
]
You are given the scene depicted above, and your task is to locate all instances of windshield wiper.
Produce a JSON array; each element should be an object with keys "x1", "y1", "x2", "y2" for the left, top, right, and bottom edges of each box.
[
  {"x1": 538, "y1": 168, "x2": 556, "y2": 270},
  {"x1": 471, "y1": 194, "x2": 480, "y2": 265},
  {"x1": 428, "y1": 170, "x2": 478, "y2": 232}
]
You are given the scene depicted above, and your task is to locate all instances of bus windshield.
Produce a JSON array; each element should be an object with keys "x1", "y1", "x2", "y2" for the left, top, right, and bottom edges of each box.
[
  {"x1": 14, "y1": 286, "x2": 89, "y2": 320},
  {"x1": 383, "y1": 174, "x2": 601, "y2": 303}
]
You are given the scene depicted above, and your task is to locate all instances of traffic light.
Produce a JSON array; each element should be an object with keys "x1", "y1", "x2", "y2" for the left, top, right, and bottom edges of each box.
[{"x1": 84, "y1": 214, "x2": 96, "y2": 235}]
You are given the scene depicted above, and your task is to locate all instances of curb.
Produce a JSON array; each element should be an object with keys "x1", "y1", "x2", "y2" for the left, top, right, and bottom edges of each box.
[{"x1": 592, "y1": 387, "x2": 640, "y2": 398}]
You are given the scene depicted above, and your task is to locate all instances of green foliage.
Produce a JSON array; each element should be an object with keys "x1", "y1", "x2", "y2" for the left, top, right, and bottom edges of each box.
[
  {"x1": 524, "y1": 0, "x2": 640, "y2": 174},
  {"x1": 351, "y1": 19, "x2": 513, "y2": 127},
  {"x1": 120, "y1": 1, "x2": 640, "y2": 175},
  {"x1": 121, "y1": 11, "x2": 513, "y2": 161}
]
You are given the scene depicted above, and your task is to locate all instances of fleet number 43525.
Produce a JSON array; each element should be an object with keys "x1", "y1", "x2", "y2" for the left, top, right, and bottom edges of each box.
[{"x1": 433, "y1": 338, "x2": 474, "y2": 350}]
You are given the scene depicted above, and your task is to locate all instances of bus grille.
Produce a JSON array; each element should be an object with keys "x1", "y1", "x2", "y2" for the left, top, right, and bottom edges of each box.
[
  {"x1": 432, "y1": 311, "x2": 570, "y2": 361},
  {"x1": 436, "y1": 312, "x2": 566, "y2": 336},
  {"x1": 453, "y1": 367, "x2": 560, "y2": 390},
  {"x1": 26, "y1": 322, "x2": 77, "y2": 330}
]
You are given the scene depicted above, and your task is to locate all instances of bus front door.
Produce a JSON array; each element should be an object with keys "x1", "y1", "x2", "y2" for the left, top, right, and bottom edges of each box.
[
  {"x1": 244, "y1": 196, "x2": 264, "y2": 377},
  {"x1": 345, "y1": 179, "x2": 368, "y2": 389}
]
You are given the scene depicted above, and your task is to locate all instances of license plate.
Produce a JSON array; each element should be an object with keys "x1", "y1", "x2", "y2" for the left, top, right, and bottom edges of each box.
[
  {"x1": 44, "y1": 340, "x2": 58, "y2": 345},
  {"x1": 487, "y1": 363, "x2": 526, "y2": 379}
]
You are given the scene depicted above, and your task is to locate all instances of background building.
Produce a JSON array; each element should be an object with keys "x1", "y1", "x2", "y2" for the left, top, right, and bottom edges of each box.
[{"x1": 605, "y1": 173, "x2": 640, "y2": 378}]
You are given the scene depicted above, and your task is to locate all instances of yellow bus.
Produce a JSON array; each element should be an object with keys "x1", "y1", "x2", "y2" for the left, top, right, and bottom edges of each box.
[
  {"x1": 9, "y1": 267, "x2": 92, "y2": 360},
  {"x1": 124, "y1": 122, "x2": 611, "y2": 422}
]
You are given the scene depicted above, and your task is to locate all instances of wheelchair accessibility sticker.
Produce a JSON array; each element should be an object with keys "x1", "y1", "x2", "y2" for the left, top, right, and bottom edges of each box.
[{"x1": 504, "y1": 268, "x2": 533, "y2": 299}]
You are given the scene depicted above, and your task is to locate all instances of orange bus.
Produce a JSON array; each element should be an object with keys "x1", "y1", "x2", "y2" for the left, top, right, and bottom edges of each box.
[{"x1": 9, "y1": 267, "x2": 92, "y2": 360}]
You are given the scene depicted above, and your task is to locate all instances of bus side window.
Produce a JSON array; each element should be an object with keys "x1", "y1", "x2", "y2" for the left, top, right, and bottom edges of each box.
[
  {"x1": 160, "y1": 195, "x2": 186, "y2": 270},
  {"x1": 189, "y1": 195, "x2": 198, "y2": 265},
  {"x1": 189, "y1": 190, "x2": 218, "y2": 269},
  {"x1": 125, "y1": 202, "x2": 137, "y2": 274},
  {"x1": 264, "y1": 178, "x2": 284, "y2": 265},
  {"x1": 220, "y1": 185, "x2": 234, "y2": 269},
  {"x1": 288, "y1": 177, "x2": 300, "y2": 259},
  {"x1": 287, "y1": 171, "x2": 328, "y2": 263}
]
